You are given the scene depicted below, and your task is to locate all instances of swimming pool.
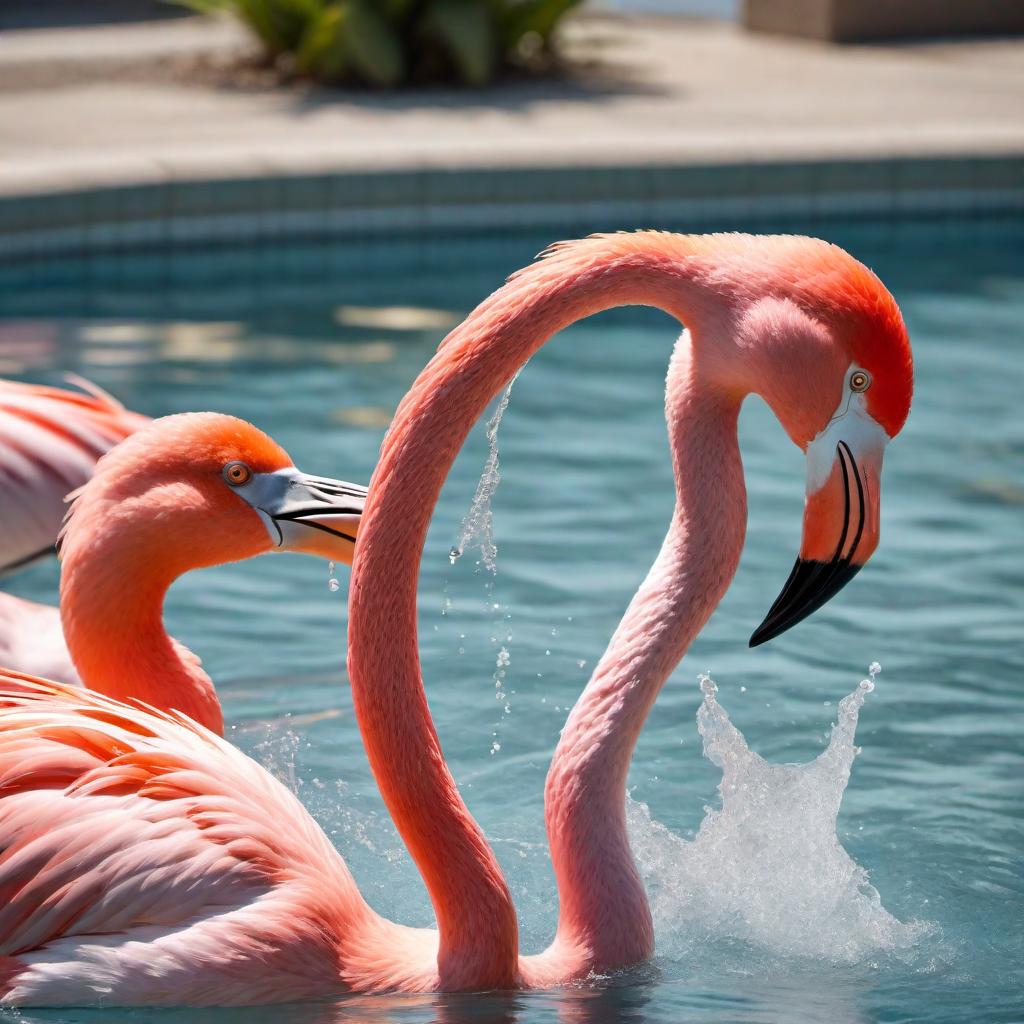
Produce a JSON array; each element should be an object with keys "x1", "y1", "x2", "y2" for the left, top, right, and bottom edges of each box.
[{"x1": 0, "y1": 218, "x2": 1022, "y2": 1022}]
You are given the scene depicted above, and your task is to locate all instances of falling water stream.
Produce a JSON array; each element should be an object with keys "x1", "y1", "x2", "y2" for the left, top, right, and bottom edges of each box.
[{"x1": 449, "y1": 373, "x2": 519, "y2": 572}]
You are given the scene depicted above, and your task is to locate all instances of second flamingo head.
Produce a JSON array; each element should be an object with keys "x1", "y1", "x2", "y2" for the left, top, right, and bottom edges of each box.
[{"x1": 58, "y1": 411, "x2": 366, "y2": 582}]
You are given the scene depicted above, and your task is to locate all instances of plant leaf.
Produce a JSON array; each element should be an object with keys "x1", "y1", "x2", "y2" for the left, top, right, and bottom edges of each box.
[
  {"x1": 296, "y1": 1, "x2": 350, "y2": 79},
  {"x1": 500, "y1": 0, "x2": 582, "y2": 48},
  {"x1": 165, "y1": 0, "x2": 228, "y2": 14},
  {"x1": 425, "y1": 0, "x2": 496, "y2": 86},
  {"x1": 378, "y1": 0, "x2": 416, "y2": 22},
  {"x1": 234, "y1": 0, "x2": 323, "y2": 54},
  {"x1": 344, "y1": 0, "x2": 405, "y2": 86}
]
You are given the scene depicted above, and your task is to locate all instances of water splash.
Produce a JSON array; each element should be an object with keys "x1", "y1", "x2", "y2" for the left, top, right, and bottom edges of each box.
[
  {"x1": 449, "y1": 373, "x2": 518, "y2": 572},
  {"x1": 628, "y1": 666, "x2": 931, "y2": 963}
]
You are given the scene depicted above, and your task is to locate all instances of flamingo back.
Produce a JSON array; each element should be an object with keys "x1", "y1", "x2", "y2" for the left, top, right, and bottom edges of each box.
[
  {"x1": 0, "y1": 594, "x2": 77, "y2": 685},
  {"x1": 0, "y1": 676, "x2": 368, "y2": 1006},
  {"x1": 0, "y1": 379, "x2": 147, "y2": 576}
]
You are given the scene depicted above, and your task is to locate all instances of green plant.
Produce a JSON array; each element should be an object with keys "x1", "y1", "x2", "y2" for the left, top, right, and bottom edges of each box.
[{"x1": 175, "y1": 0, "x2": 585, "y2": 87}]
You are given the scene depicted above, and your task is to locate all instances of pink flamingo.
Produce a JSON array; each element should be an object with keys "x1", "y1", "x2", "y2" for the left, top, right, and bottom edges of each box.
[
  {"x1": 0, "y1": 411, "x2": 514, "y2": 1006},
  {"x1": 347, "y1": 230, "x2": 914, "y2": 985},
  {"x1": 0, "y1": 232, "x2": 912, "y2": 1006},
  {"x1": 0, "y1": 378, "x2": 148, "y2": 684},
  {"x1": 54, "y1": 412, "x2": 365, "y2": 735}
]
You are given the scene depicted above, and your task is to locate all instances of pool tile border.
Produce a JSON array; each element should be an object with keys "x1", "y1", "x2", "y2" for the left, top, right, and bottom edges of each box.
[{"x1": 0, "y1": 155, "x2": 1021, "y2": 264}]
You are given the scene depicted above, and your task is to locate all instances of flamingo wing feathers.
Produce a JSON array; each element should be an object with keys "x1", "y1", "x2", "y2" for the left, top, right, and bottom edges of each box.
[
  {"x1": 0, "y1": 676, "x2": 368, "y2": 1006},
  {"x1": 0, "y1": 379, "x2": 147, "y2": 575}
]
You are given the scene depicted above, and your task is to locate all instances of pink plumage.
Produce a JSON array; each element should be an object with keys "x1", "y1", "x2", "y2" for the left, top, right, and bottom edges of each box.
[
  {"x1": 351, "y1": 230, "x2": 914, "y2": 984},
  {"x1": 0, "y1": 676, "x2": 436, "y2": 1006},
  {"x1": 0, "y1": 378, "x2": 146, "y2": 685},
  {"x1": 0, "y1": 378, "x2": 147, "y2": 575},
  {"x1": 0, "y1": 594, "x2": 76, "y2": 684}
]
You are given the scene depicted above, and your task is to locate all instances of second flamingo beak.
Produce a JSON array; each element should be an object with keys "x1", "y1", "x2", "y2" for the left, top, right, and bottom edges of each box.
[
  {"x1": 750, "y1": 430, "x2": 885, "y2": 648},
  {"x1": 239, "y1": 469, "x2": 367, "y2": 564}
]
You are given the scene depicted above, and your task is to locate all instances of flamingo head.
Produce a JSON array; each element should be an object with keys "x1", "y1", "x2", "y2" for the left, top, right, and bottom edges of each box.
[
  {"x1": 724, "y1": 237, "x2": 914, "y2": 646},
  {"x1": 60, "y1": 412, "x2": 366, "y2": 579}
]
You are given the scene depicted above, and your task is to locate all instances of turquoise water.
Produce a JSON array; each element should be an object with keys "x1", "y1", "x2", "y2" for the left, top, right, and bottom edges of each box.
[{"x1": 0, "y1": 220, "x2": 1022, "y2": 1022}]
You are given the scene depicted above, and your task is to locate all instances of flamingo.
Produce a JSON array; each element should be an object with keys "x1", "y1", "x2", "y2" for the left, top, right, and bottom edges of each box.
[
  {"x1": 0, "y1": 377, "x2": 148, "y2": 684},
  {"x1": 2, "y1": 409, "x2": 363, "y2": 734},
  {"x1": 0, "y1": 232, "x2": 913, "y2": 1006},
  {"x1": 0, "y1": 388, "x2": 363, "y2": 732},
  {"x1": 0, "y1": 411, "x2": 512, "y2": 1006},
  {"x1": 53, "y1": 411, "x2": 365, "y2": 735},
  {"x1": 347, "y1": 231, "x2": 914, "y2": 985}
]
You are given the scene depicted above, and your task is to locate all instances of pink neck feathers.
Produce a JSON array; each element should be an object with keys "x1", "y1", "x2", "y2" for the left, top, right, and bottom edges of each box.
[{"x1": 60, "y1": 533, "x2": 223, "y2": 735}]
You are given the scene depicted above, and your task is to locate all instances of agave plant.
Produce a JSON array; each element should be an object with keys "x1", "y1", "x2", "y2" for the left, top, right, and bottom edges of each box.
[{"x1": 176, "y1": 0, "x2": 584, "y2": 87}]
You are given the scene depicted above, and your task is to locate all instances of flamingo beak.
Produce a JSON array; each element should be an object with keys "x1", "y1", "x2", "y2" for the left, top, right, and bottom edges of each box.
[
  {"x1": 239, "y1": 469, "x2": 367, "y2": 564},
  {"x1": 749, "y1": 414, "x2": 887, "y2": 648}
]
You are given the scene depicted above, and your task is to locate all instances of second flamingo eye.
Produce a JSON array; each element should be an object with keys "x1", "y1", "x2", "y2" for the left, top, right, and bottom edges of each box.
[{"x1": 223, "y1": 461, "x2": 253, "y2": 487}]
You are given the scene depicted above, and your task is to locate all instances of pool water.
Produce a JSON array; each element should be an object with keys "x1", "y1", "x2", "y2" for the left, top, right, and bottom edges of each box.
[{"x1": 0, "y1": 220, "x2": 1022, "y2": 1023}]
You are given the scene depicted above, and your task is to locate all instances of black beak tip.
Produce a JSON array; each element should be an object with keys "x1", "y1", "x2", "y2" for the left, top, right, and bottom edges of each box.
[{"x1": 748, "y1": 557, "x2": 863, "y2": 649}]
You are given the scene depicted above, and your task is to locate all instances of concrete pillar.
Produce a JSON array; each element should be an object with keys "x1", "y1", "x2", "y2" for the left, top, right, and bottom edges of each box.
[{"x1": 742, "y1": 0, "x2": 1024, "y2": 42}]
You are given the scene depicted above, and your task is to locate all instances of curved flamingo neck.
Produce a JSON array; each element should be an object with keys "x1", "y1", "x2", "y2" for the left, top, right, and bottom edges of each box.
[
  {"x1": 60, "y1": 533, "x2": 223, "y2": 735},
  {"x1": 349, "y1": 233, "x2": 747, "y2": 987},
  {"x1": 533, "y1": 338, "x2": 747, "y2": 977}
]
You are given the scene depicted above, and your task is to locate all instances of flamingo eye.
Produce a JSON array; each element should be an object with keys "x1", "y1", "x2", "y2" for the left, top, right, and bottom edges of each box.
[
  {"x1": 223, "y1": 461, "x2": 253, "y2": 487},
  {"x1": 849, "y1": 370, "x2": 871, "y2": 393}
]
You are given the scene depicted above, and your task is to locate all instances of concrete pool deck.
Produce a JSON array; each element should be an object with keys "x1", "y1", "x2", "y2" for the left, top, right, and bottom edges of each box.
[
  {"x1": 0, "y1": 11, "x2": 1021, "y2": 257},
  {"x1": 1, "y1": 13, "x2": 1022, "y2": 193}
]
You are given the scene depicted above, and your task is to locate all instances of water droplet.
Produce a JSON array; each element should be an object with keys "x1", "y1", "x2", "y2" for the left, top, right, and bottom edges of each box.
[
  {"x1": 869, "y1": 661, "x2": 881, "y2": 679},
  {"x1": 449, "y1": 546, "x2": 462, "y2": 565},
  {"x1": 577, "y1": 659, "x2": 587, "y2": 669},
  {"x1": 490, "y1": 741, "x2": 501, "y2": 755},
  {"x1": 326, "y1": 562, "x2": 340, "y2": 592},
  {"x1": 698, "y1": 672, "x2": 718, "y2": 697}
]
